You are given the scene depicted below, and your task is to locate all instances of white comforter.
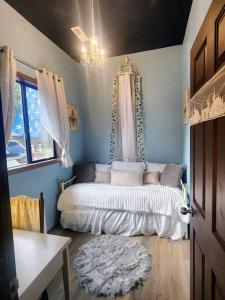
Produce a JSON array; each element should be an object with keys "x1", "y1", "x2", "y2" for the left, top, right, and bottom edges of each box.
[{"x1": 57, "y1": 183, "x2": 190, "y2": 224}]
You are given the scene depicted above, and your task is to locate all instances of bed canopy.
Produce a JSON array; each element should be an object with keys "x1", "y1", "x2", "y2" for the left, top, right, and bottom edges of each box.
[{"x1": 110, "y1": 57, "x2": 145, "y2": 161}]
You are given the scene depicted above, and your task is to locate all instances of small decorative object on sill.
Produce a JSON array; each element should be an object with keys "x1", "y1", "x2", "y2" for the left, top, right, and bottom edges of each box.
[
  {"x1": 67, "y1": 103, "x2": 79, "y2": 131},
  {"x1": 183, "y1": 88, "x2": 190, "y2": 124},
  {"x1": 189, "y1": 64, "x2": 225, "y2": 126}
]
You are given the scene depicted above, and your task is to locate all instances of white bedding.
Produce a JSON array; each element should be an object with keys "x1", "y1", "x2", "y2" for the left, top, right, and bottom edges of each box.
[
  {"x1": 57, "y1": 183, "x2": 190, "y2": 240},
  {"x1": 60, "y1": 208, "x2": 188, "y2": 240},
  {"x1": 57, "y1": 183, "x2": 189, "y2": 224}
]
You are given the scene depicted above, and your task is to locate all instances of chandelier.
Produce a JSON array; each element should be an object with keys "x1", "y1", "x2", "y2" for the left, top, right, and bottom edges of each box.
[{"x1": 80, "y1": 0, "x2": 105, "y2": 67}]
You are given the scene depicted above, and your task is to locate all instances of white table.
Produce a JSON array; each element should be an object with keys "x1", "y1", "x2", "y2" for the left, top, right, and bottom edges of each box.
[{"x1": 13, "y1": 230, "x2": 71, "y2": 300}]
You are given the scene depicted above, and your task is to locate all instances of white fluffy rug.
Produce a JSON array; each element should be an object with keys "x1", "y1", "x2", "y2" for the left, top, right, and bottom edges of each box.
[{"x1": 73, "y1": 235, "x2": 152, "y2": 297}]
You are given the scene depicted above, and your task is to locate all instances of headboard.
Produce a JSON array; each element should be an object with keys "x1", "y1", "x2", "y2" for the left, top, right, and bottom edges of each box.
[{"x1": 105, "y1": 156, "x2": 147, "y2": 164}]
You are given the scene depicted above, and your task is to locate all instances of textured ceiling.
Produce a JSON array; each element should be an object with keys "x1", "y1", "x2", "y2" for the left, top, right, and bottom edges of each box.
[{"x1": 5, "y1": 0, "x2": 193, "y2": 62}]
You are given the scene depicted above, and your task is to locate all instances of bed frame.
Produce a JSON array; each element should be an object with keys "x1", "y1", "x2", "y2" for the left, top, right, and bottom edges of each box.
[{"x1": 59, "y1": 175, "x2": 76, "y2": 193}]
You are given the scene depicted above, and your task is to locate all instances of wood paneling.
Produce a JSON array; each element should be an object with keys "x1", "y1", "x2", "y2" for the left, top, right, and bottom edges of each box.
[
  {"x1": 191, "y1": 25, "x2": 211, "y2": 96},
  {"x1": 191, "y1": 1, "x2": 225, "y2": 97},
  {"x1": 194, "y1": 40, "x2": 207, "y2": 92},
  {"x1": 211, "y1": 271, "x2": 225, "y2": 300},
  {"x1": 191, "y1": 114, "x2": 225, "y2": 300},
  {"x1": 214, "y1": 117, "x2": 225, "y2": 250},
  {"x1": 186, "y1": 1, "x2": 225, "y2": 299},
  {"x1": 215, "y1": 5, "x2": 225, "y2": 69},
  {"x1": 193, "y1": 231, "x2": 205, "y2": 300},
  {"x1": 193, "y1": 123, "x2": 205, "y2": 215}
]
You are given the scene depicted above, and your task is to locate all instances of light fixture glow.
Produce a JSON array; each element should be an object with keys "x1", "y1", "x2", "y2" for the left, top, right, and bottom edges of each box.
[{"x1": 80, "y1": 0, "x2": 105, "y2": 68}]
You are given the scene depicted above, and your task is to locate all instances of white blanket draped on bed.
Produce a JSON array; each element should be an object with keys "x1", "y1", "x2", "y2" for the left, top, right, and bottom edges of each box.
[
  {"x1": 58, "y1": 183, "x2": 190, "y2": 224},
  {"x1": 60, "y1": 208, "x2": 188, "y2": 240}
]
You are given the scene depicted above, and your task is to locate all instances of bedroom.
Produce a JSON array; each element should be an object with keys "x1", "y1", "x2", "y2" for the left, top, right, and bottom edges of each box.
[{"x1": 0, "y1": 0, "x2": 225, "y2": 299}]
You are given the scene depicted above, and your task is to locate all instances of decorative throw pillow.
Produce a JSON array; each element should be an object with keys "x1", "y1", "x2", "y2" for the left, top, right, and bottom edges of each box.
[
  {"x1": 143, "y1": 172, "x2": 160, "y2": 185},
  {"x1": 112, "y1": 161, "x2": 145, "y2": 172},
  {"x1": 73, "y1": 163, "x2": 96, "y2": 183},
  {"x1": 95, "y1": 163, "x2": 112, "y2": 173},
  {"x1": 111, "y1": 170, "x2": 143, "y2": 186},
  {"x1": 160, "y1": 164, "x2": 185, "y2": 188},
  {"x1": 95, "y1": 171, "x2": 111, "y2": 184},
  {"x1": 146, "y1": 162, "x2": 166, "y2": 174}
]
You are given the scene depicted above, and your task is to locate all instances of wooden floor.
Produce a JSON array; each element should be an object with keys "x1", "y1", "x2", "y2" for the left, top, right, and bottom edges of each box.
[{"x1": 48, "y1": 227, "x2": 190, "y2": 300}]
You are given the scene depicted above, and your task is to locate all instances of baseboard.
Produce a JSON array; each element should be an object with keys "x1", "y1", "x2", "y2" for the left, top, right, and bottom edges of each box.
[{"x1": 47, "y1": 222, "x2": 61, "y2": 233}]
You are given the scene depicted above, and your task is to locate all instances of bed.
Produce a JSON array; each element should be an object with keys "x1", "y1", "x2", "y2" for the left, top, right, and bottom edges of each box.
[{"x1": 57, "y1": 182, "x2": 190, "y2": 240}]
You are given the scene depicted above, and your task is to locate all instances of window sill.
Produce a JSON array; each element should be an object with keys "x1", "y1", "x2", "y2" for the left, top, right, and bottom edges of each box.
[{"x1": 8, "y1": 158, "x2": 61, "y2": 175}]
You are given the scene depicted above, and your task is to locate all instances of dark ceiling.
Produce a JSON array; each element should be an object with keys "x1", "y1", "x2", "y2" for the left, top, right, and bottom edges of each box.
[{"x1": 5, "y1": 0, "x2": 193, "y2": 62}]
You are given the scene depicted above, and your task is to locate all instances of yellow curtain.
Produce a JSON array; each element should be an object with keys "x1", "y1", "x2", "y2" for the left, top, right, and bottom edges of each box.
[{"x1": 10, "y1": 195, "x2": 40, "y2": 232}]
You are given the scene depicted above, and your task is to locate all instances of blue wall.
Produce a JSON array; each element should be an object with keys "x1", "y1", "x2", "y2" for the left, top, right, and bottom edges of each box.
[
  {"x1": 0, "y1": 1, "x2": 83, "y2": 230},
  {"x1": 79, "y1": 46, "x2": 184, "y2": 165}
]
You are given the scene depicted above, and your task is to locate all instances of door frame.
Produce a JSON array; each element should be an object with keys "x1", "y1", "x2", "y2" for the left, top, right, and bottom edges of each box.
[{"x1": 0, "y1": 90, "x2": 18, "y2": 299}]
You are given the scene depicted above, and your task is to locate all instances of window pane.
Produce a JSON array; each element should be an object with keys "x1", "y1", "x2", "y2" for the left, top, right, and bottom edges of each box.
[
  {"x1": 6, "y1": 82, "x2": 28, "y2": 168},
  {"x1": 26, "y1": 85, "x2": 55, "y2": 161}
]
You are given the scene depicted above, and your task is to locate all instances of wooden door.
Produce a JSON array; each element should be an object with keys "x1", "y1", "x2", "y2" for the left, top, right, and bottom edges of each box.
[
  {"x1": 191, "y1": 120, "x2": 225, "y2": 299},
  {"x1": 0, "y1": 92, "x2": 18, "y2": 298},
  {"x1": 190, "y1": 1, "x2": 225, "y2": 299}
]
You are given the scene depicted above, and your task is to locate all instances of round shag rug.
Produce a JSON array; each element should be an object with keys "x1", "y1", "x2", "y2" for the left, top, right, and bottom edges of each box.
[{"x1": 73, "y1": 235, "x2": 152, "y2": 297}]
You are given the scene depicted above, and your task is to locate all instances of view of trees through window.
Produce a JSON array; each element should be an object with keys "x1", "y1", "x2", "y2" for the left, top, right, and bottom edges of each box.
[{"x1": 6, "y1": 80, "x2": 55, "y2": 169}]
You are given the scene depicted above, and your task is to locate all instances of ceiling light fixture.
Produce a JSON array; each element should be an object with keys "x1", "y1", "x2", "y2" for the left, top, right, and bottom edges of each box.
[{"x1": 78, "y1": 0, "x2": 105, "y2": 68}]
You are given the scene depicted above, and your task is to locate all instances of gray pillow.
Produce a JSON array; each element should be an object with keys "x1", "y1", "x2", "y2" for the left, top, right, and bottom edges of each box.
[
  {"x1": 74, "y1": 163, "x2": 96, "y2": 183},
  {"x1": 160, "y1": 164, "x2": 185, "y2": 188}
]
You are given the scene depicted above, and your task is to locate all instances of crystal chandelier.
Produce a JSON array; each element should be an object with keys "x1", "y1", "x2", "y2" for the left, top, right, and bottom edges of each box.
[{"x1": 80, "y1": 0, "x2": 105, "y2": 67}]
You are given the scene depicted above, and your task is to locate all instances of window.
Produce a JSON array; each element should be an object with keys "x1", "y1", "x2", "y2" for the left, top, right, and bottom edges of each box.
[{"x1": 6, "y1": 76, "x2": 56, "y2": 169}]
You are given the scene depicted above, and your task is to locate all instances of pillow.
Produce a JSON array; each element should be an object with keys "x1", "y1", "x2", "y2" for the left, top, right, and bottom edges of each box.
[
  {"x1": 74, "y1": 163, "x2": 96, "y2": 183},
  {"x1": 143, "y1": 172, "x2": 160, "y2": 185},
  {"x1": 112, "y1": 161, "x2": 145, "y2": 172},
  {"x1": 160, "y1": 164, "x2": 185, "y2": 188},
  {"x1": 95, "y1": 171, "x2": 111, "y2": 184},
  {"x1": 95, "y1": 163, "x2": 112, "y2": 173},
  {"x1": 146, "y1": 162, "x2": 166, "y2": 174},
  {"x1": 111, "y1": 170, "x2": 143, "y2": 186}
]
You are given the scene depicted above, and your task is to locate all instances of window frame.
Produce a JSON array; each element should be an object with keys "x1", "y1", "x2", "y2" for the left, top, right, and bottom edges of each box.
[{"x1": 7, "y1": 72, "x2": 59, "y2": 174}]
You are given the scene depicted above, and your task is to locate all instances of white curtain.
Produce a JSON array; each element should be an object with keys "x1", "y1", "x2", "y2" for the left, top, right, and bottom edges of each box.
[
  {"x1": 0, "y1": 46, "x2": 17, "y2": 144},
  {"x1": 36, "y1": 68, "x2": 73, "y2": 168},
  {"x1": 118, "y1": 74, "x2": 136, "y2": 160}
]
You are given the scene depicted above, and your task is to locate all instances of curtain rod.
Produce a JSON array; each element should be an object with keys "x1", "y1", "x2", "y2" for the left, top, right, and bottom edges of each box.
[
  {"x1": 1, "y1": 47, "x2": 61, "y2": 80},
  {"x1": 16, "y1": 57, "x2": 39, "y2": 71},
  {"x1": 0, "y1": 47, "x2": 41, "y2": 72}
]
